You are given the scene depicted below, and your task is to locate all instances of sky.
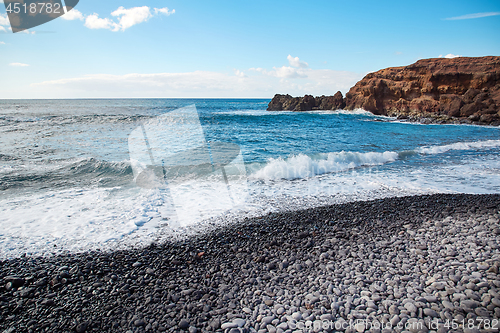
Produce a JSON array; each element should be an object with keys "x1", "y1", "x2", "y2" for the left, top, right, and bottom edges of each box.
[{"x1": 0, "y1": 0, "x2": 499, "y2": 99}]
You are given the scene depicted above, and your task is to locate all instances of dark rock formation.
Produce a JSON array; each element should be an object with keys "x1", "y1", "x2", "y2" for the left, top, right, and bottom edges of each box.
[
  {"x1": 268, "y1": 56, "x2": 500, "y2": 125},
  {"x1": 344, "y1": 56, "x2": 500, "y2": 124},
  {"x1": 267, "y1": 91, "x2": 345, "y2": 111}
]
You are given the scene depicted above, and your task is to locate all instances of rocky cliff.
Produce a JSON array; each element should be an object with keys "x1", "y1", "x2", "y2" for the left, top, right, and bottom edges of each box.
[{"x1": 268, "y1": 56, "x2": 500, "y2": 125}]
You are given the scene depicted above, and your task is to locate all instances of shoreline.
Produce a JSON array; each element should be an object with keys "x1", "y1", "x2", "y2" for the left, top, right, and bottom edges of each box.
[{"x1": 1, "y1": 193, "x2": 499, "y2": 332}]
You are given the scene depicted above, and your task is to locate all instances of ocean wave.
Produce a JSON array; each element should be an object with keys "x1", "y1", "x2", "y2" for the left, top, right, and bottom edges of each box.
[
  {"x1": 1, "y1": 114, "x2": 151, "y2": 125},
  {"x1": 0, "y1": 158, "x2": 133, "y2": 190},
  {"x1": 252, "y1": 151, "x2": 399, "y2": 181},
  {"x1": 0, "y1": 154, "x2": 19, "y2": 161},
  {"x1": 418, "y1": 139, "x2": 500, "y2": 154},
  {"x1": 251, "y1": 139, "x2": 500, "y2": 181},
  {"x1": 65, "y1": 157, "x2": 133, "y2": 176},
  {"x1": 306, "y1": 108, "x2": 377, "y2": 116}
]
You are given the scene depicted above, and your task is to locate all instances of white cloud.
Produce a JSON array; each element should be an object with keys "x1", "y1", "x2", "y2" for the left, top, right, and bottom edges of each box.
[
  {"x1": 154, "y1": 7, "x2": 175, "y2": 16},
  {"x1": 84, "y1": 13, "x2": 118, "y2": 30},
  {"x1": 62, "y1": 9, "x2": 84, "y2": 21},
  {"x1": 111, "y1": 6, "x2": 152, "y2": 31},
  {"x1": 439, "y1": 54, "x2": 460, "y2": 59},
  {"x1": 287, "y1": 55, "x2": 309, "y2": 68},
  {"x1": 18, "y1": 56, "x2": 362, "y2": 99},
  {"x1": 31, "y1": 71, "x2": 264, "y2": 97},
  {"x1": 0, "y1": 41, "x2": 5, "y2": 44},
  {"x1": 79, "y1": 6, "x2": 174, "y2": 32},
  {"x1": 9, "y1": 62, "x2": 29, "y2": 67},
  {"x1": 28, "y1": 69, "x2": 361, "y2": 99},
  {"x1": 444, "y1": 12, "x2": 500, "y2": 20},
  {"x1": 249, "y1": 55, "x2": 310, "y2": 79},
  {"x1": 0, "y1": 13, "x2": 9, "y2": 26},
  {"x1": 270, "y1": 66, "x2": 308, "y2": 79},
  {"x1": 234, "y1": 69, "x2": 246, "y2": 78}
]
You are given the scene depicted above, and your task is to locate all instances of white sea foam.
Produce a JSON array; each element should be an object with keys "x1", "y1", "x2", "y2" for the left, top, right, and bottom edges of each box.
[
  {"x1": 250, "y1": 139, "x2": 500, "y2": 182},
  {"x1": 306, "y1": 108, "x2": 376, "y2": 116},
  {"x1": 418, "y1": 139, "x2": 500, "y2": 154},
  {"x1": 1, "y1": 139, "x2": 499, "y2": 259},
  {"x1": 252, "y1": 151, "x2": 399, "y2": 181}
]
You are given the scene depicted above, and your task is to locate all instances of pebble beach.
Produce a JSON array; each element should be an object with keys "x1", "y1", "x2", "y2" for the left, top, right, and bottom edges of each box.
[{"x1": 1, "y1": 193, "x2": 499, "y2": 333}]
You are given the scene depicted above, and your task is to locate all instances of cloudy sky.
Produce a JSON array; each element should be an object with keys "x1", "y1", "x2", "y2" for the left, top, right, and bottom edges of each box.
[{"x1": 1, "y1": 0, "x2": 499, "y2": 98}]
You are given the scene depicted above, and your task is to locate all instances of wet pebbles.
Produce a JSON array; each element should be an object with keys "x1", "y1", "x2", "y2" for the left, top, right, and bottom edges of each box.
[{"x1": 1, "y1": 193, "x2": 499, "y2": 332}]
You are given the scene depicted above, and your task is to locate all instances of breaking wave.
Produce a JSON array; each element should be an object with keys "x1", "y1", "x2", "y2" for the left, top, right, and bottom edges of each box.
[
  {"x1": 252, "y1": 151, "x2": 399, "y2": 180},
  {"x1": 418, "y1": 139, "x2": 500, "y2": 154},
  {"x1": 252, "y1": 139, "x2": 500, "y2": 181}
]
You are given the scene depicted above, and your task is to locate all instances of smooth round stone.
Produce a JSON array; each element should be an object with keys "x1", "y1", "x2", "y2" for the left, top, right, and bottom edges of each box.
[
  {"x1": 404, "y1": 302, "x2": 417, "y2": 313},
  {"x1": 276, "y1": 307, "x2": 285, "y2": 315},
  {"x1": 474, "y1": 307, "x2": 490, "y2": 317},
  {"x1": 134, "y1": 319, "x2": 146, "y2": 327},
  {"x1": 423, "y1": 308, "x2": 438, "y2": 317},
  {"x1": 466, "y1": 282, "x2": 478, "y2": 291},
  {"x1": 452, "y1": 293, "x2": 466, "y2": 302},
  {"x1": 233, "y1": 319, "x2": 246, "y2": 327},
  {"x1": 277, "y1": 322, "x2": 288, "y2": 330},
  {"x1": 264, "y1": 300, "x2": 274, "y2": 306},
  {"x1": 442, "y1": 300, "x2": 454, "y2": 310},
  {"x1": 291, "y1": 312, "x2": 302, "y2": 320},
  {"x1": 461, "y1": 300, "x2": 479, "y2": 308},
  {"x1": 431, "y1": 282, "x2": 446, "y2": 290},
  {"x1": 262, "y1": 316, "x2": 275, "y2": 325},
  {"x1": 390, "y1": 315, "x2": 400, "y2": 326},
  {"x1": 424, "y1": 295, "x2": 438, "y2": 302},
  {"x1": 179, "y1": 319, "x2": 190, "y2": 330},
  {"x1": 471, "y1": 272, "x2": 482, "y2": 278},
  {"x1": 354, "y1": 322, "x2": 365, "y2": 332},
  {"x1": 266, "y1": 324, "x2": 277, "y2": 333},
  {"x1": 242, "y1": 307, "x2": 252, "y2": 314},
  {"x1": 320, "y1": 313, "x2": 333, "y2": 321},
  {"x1": 477, "y1": 281, "x2": 489, "y2": 288},
  {"x1": 389, "y1": 305, "x2": 399, "y2": 315}
]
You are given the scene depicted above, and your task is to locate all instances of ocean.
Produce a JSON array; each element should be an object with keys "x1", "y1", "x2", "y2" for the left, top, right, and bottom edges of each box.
[{"x1": 1, "y1": 99, "x2": 499, "y2": 259}]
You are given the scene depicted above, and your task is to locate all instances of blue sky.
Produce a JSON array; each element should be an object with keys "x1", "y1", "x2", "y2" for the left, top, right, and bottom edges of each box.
[{"x1": 1, "y1": 0, "x2": 499, "y2": 98}]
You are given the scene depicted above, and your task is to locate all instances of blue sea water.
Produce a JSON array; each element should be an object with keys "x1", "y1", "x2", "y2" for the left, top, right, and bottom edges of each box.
[{"x1": 0, "y1": 99, "x2": 499, "y2": 258}]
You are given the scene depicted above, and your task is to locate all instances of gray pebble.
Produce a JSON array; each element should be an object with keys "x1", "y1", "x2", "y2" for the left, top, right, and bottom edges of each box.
[
  {"x1": 179, "y1": 319, "x2": 189, "y2": 330},
  {"x1": 423, "y1": 308, "x2": 438, "y2": 317},
  {"x1": 474, "y1": 307, "x2": 490, "y2": 317},
  {"x1": 221, "y1": 322, "x2": 238, "y2": 329}
]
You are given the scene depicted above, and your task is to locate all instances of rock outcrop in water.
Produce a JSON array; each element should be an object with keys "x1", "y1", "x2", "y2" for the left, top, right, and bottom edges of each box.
[
  {"x1": 267, "y1": 91, "x2": 345, "y2": 111},
  {"x1": 268, "y1": 56, "x2": 500, "y2": 125}
]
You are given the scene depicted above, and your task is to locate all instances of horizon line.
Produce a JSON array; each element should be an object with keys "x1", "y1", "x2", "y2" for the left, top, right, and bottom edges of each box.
[{"x1": 0, "y1": 97, "x2": 275, "y2": 100}]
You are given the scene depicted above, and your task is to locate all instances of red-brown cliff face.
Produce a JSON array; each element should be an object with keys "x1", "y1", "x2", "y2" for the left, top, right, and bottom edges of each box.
[{"x1": 344, "y1": 56, "x2": 500, "y2": 124}]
